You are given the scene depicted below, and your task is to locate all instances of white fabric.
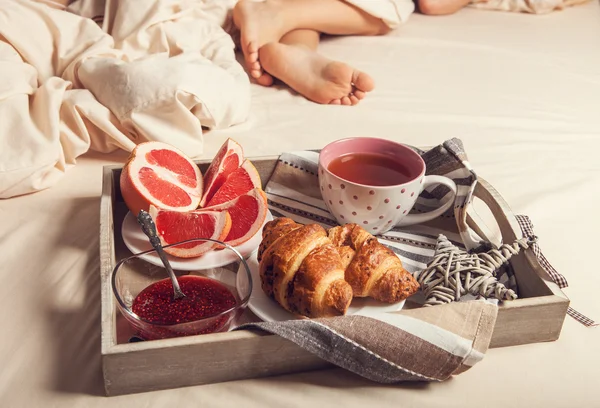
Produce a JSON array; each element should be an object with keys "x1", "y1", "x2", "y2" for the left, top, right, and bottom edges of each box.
[
  {"x1": 470, "y1": 0, "x2": 590, "y2": 13},
  {"x1": 0, "y1": 0, "x2": 249, "y2": 198},
  {"x1": 346, "y1": 0, "x2": 415, "y2": 27}
]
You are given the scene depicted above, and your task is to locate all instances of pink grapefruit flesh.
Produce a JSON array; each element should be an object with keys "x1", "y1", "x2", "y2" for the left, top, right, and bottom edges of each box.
[
  {"x1": 138, "y1": 167, "x2": 192, "y2": 208},
  {"x1": 149, "y1": 206, "x2": 232, "y2": 258},
  {"x1": 205, "y1": 188, "x2": 268, "y2": 247},
  {"x1": 200, "y1": 139, "x2": 244, "y2": 207},
  {"x1": 120, "y1": 142, "x2": 203, "y2": 216},
  {"x1": 205, "y1": 160, "x2": 261, "y2": 208},
  {"x1": 145, "y1": 148, "x2": 198, "y2": 188}
]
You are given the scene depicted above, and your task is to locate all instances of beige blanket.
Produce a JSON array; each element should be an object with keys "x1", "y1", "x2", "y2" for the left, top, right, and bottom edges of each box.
[{"x1": 0, "y1": 0, "x2": 250, "y2": 198}]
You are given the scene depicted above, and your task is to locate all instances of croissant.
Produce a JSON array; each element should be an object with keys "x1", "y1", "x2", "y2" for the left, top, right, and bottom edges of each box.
[
  {"x1": 328, "y1": 224, "x2": 420, "y2": 303},
  {"x1": 257, "y1": 217, "x2": 299, "y2": 264},
  {"x1": 259, "y1": 219, "x2": 353, "y2": 318}
]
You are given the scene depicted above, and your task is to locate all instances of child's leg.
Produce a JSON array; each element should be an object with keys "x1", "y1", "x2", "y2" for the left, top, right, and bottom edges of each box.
[
  {"x1": 251, "y1": 29, "x2": 320, "y2": 87},
  {"x1": 281, "y1": 29, "x2": 320, "y2": 51},
  {"x1": 258, "y1": 28, "x2": 374, "y2": 105},
  {"x1": 280, "y1": 29, "x2": 368, "y2": 106},
  {"x1": 233, "y1": 0, "x2": 389, "y2": 81},
  {"x1": 417, "y1": 0, "x2": 472, "y2": 15}
]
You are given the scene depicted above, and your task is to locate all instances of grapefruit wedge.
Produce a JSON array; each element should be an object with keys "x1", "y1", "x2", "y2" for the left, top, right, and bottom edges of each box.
[
  {"x1": 205, "y1": 159, "x2": 261, "y2": 207},
  {"x1": 120, "y1": 142, "x2": 203, "y2": 216},
  {"x1": 206, "y1": 188, "x2": 268, "y2": 247},
  {"x1": 199, "y1": 138, "x2": 244, "y2": 207},
  {"x1": 149, "y1": 205, "x2": 232, "y2": 258}
]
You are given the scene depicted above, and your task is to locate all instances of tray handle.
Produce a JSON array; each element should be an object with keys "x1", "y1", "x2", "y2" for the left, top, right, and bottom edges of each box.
[
  {"x1": 469, "y1": 178, "x2": 568, "y2": 299},
  {"x1": 469, "y1": 178, "x2": 523, "y2": 246}
]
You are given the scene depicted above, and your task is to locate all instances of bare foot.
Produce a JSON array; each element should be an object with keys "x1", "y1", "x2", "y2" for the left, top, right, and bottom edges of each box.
[
  {"x1": 258, "y1": 42, "x2": 374, "y2": 105},
  {"x1": 233, "y1": 0, "x2": 287, "y2": 86}
]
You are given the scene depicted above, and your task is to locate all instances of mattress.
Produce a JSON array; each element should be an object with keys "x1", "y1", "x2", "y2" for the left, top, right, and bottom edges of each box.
[{"x1": 1, "y1": 3, "x2": 599, "y2": 407}]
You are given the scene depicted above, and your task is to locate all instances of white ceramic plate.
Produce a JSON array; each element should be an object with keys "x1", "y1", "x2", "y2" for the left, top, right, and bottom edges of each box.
[
  {"x1": 121, "y1": 210, "x2": 274, "y2": 271},
  {"x1": 239, "y1": 251, "x2": 406, "y2": 322}
]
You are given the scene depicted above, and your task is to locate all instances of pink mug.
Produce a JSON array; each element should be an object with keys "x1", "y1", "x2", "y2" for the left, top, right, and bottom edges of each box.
[{"x1": 318, "y1": 137, "x2": 457, "y2": 235}]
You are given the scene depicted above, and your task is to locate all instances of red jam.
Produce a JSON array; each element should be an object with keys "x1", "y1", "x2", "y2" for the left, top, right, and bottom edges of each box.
[{"x1": 132, "y1": 275, "x2": 237, "y2": 338}]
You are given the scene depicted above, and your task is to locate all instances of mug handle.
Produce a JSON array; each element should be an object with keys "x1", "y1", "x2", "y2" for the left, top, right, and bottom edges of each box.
[{"x1": 395, "y1": 175, "x2": 457, "y2": 227}]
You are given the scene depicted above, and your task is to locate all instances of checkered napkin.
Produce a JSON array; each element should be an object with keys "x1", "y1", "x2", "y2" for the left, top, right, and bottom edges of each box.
[{"x1": 237, "y1": 138, "x2": 594, "y2": 384}]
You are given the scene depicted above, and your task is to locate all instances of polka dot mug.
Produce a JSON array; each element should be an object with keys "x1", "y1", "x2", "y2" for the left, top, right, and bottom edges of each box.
[{"x1": 318, "y1": 137, "x2": 457, "y2": 235}]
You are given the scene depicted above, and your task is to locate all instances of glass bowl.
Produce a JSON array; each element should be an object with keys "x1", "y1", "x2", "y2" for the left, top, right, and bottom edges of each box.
[{"x1": 112, "y1": 238, "x2": 253, "y2": 341}]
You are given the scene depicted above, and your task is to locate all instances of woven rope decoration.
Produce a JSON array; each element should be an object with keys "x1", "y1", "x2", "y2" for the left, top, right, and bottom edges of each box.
[{"x1": 413, "y1": 235, "x2": 535, "y2": 307}]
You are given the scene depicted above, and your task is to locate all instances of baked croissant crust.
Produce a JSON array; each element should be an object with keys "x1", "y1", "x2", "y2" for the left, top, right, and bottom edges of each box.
[
  {"x1": 259, "y1": 219, "x2": 353, "y2": 318},
  {"x1": 328, "y1": 223, "x2": 420, "y2": 303}
]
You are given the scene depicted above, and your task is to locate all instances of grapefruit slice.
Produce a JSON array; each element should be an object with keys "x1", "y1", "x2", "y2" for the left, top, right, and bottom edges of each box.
[
  {"x1": 205, "y1": 159, "x2": 261, "y2": 207},
  {"x1": 149, "y1": 205, "x2": 232, "y2": 258},
  {"x1": 199, "y1": 138, "x2": 244, "y2": 207},
  {"x1": 205, "y1": 188, "x2": 268, "y2": 247},
  {"x1": 120, "y1": 142, "x2": 203, "y2": 216}
]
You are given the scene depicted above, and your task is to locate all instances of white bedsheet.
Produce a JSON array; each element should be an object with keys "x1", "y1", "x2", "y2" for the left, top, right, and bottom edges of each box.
[{"x1": 1, "y1": 2, "x2": 600, "y2": 407}]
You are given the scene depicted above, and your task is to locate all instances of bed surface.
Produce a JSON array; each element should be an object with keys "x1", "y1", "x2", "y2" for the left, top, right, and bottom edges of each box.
[{"x1": 1, "y1": 3, "x2": 599, "y2": 407}]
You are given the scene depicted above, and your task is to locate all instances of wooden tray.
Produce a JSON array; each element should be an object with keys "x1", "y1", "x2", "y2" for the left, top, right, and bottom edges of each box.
[{"x1": 100, "y1": 155, "x2": 569, "y2": 396}]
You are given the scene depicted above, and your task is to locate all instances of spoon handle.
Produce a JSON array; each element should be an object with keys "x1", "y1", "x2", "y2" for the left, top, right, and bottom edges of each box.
[{"x1": 137, "y1": 210, "x2": 185, "y2": 299}]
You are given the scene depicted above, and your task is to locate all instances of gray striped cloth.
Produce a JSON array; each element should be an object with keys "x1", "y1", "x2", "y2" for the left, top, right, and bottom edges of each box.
[
  {"x1": 240, "y1": 301, "x2": 498, "y2": 382},
  {"x1": 238, "y1": 138, "x2": 593, "y2": 384}
]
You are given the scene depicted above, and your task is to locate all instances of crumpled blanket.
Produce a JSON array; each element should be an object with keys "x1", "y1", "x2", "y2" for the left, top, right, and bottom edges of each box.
[{"x1": 0, "y1": 0, "x2": 250, "y2": 198}]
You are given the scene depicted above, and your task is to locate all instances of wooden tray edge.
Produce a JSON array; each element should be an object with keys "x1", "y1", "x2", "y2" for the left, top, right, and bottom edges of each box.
[{"x1": 99, "y1": 154, "x2": 571, "y2": 395}]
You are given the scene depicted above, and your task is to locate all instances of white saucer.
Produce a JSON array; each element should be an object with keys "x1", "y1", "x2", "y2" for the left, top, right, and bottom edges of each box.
[
  {"x1": 122, "y1": 210, "x2": 274, "y2": 271},
  {"x1": 239, "y1": 252, "x2": 406, "y2": 322}
]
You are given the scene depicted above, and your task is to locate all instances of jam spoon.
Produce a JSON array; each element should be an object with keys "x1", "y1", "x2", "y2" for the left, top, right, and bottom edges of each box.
[{"x1": 137, "y1": 210, "x2": 186, "y2": 300}]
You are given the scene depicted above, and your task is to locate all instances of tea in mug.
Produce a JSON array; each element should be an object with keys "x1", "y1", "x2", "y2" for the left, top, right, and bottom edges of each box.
[{"x1": 327, "y1": 152, "x2": 415, "y2": 186}]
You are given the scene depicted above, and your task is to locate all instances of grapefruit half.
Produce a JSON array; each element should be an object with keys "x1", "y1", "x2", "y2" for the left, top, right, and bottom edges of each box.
[
  {"x1": 120, "y1": 142, "x2": 203, "y2": 216},
  {"x1": 205, "y1": 159, "x2": 261, "y2": 207},
  {"x1": 205, "y1": 188, "x2": 268, "y2": 247},
  {"x1": 199, "y1": 138, "x2": 244, "y2": 207},
  {"x1": 149, "y1": 205, "x2": 232, "y2": 258}
]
